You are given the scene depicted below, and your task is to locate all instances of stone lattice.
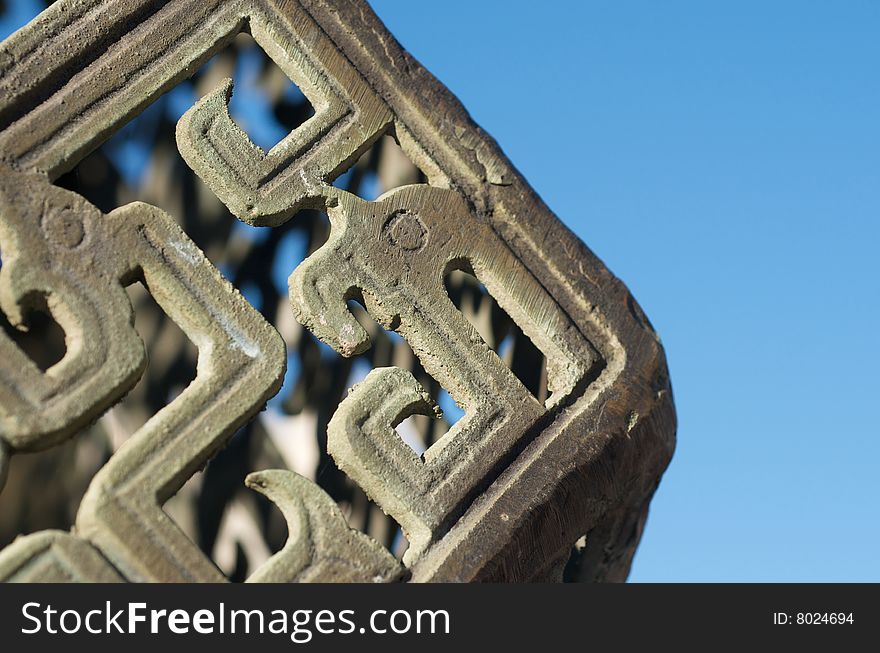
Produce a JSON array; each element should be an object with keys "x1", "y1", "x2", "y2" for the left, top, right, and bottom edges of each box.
[{"x1": 0, "y1": 0, "x2": 676, "y2": 582}]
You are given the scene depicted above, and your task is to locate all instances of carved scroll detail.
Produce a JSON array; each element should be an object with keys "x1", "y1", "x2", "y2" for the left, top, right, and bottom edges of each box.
[{"x1": 245, "y1": 470, "x2": 403, "y2": 583}]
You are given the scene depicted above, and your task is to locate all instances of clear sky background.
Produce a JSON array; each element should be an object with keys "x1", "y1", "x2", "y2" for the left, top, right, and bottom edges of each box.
[{"x1": 3, "y1": 1, "x2": 878, "y2": 581}]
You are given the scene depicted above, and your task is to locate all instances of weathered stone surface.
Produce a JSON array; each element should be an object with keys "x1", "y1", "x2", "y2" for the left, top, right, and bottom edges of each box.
[
  {"x1": 0, "y1": 0, "x2": 676, "y2": 582},
  {"x1": 0, "y1": 530, "x2": 123, "y2": 583}
]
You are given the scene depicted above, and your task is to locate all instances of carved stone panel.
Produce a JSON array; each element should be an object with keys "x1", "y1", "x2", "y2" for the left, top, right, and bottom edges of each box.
[{"x1": 0, "y1": 0, "x2": 675, "y2": 582}]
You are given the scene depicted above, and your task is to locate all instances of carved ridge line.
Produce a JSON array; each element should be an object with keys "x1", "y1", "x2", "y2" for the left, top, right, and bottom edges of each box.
[
  {"x1": 300, "y1": 0, "x2": 485, "y2": 192},
  {"x1": 0, "y1": 0, "x2": 168, "y2": 131},
  {"x1": 6, "y1": 1, "x2": 240, "y2": 176}
]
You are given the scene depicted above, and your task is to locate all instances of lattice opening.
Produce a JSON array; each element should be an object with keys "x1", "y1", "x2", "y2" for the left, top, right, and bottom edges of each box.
[
  {"x1": 444, "y1": 265, "x2": 549, "y2": 404},
  {"x1": 192, "y1": 417, "x2": 292, "y2": 582},
  {"x1": 209, "y1": 485, "x2": 286, "y2": 581},
  {"x1": 346, "y1": 298, "x2": 464, "y2": 455},
  {"x1": 0, "y1": 289, "x2": 67, "y2": 372},
  {"x1": 97, "y1": 282, "x2": 198, "y2": 450},
  {"x1": 0, "y1": 428, "x2": 109, "y2": 549},
  {"x1": 223, "y1": 32, "x2": 316, "y2": 152}
]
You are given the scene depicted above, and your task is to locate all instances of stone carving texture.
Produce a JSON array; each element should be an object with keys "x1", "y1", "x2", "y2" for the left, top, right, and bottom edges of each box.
[{"x1": 0, "y1": 0, "x2": 676, "y2": 582}]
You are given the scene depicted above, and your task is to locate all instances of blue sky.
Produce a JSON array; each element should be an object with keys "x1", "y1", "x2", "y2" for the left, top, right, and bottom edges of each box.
[{"x1": 3, "y1": 1, "x2": 878, "y2": 581}]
